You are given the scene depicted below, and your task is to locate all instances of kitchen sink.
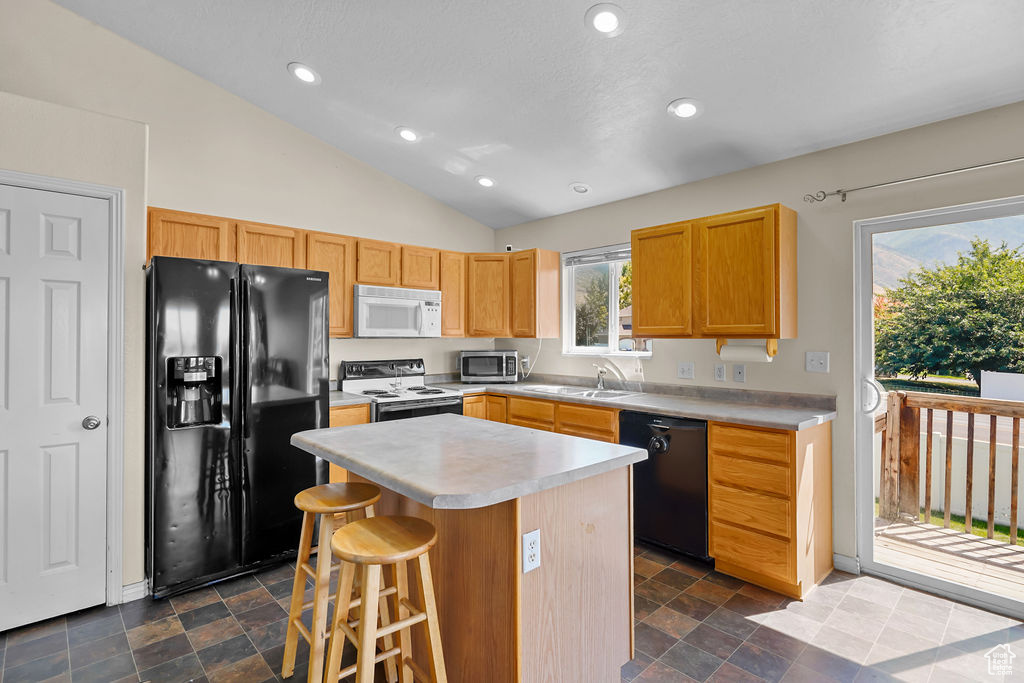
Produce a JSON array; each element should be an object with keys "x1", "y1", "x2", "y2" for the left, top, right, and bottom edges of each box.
[{"x1": 520, "y1": 385, "x2": 640, "y2": 400}]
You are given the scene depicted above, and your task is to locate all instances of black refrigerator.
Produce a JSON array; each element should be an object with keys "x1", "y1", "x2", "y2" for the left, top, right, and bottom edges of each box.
[{"x1": 146, "y1": 256, "x2": 330, "y2": 598}]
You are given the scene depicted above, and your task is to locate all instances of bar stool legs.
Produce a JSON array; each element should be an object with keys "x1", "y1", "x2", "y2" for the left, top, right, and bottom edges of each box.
[
  {"x1": 281, "y1": 483, "x2": 384, "y2": 682},
  {"x1": 324, "y1": 516, "x2": 447, "y2": 683}
]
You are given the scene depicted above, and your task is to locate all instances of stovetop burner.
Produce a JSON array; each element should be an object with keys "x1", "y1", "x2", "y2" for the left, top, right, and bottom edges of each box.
[
  {"x1": 405, "y1": 386, "x2": 427, "y2": 391},
  {"x1": 375, "y1": 393, "x2": 400, "y2": 398},
  {"x1": 414, "y1": 388, "x2": 444, "y2": 395},
  {"x1": 362, "y1": 389, "x2": 389, "y2": 395}
]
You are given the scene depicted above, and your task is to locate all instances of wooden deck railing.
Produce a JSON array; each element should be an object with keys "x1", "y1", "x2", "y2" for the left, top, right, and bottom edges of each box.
[{"x1": 877, "y1": 391, "x2": 1023, "y2": 542}]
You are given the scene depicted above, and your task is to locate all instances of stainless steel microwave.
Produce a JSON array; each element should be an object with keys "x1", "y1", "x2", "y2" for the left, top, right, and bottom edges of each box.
[{"x1": 459, "y1": 350, "x2": 519, "y2": 383}]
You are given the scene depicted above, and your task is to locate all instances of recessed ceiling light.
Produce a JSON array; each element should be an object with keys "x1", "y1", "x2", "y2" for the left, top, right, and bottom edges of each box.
[
  {"x1": 475, "y1": 176, "x2": 495, "y2": 188},
  {"x1": 585, "y1": 3, "x2": 624, "y2": 37},
  {"x1": 667, "y1": 98, "x2": 703, "y2": 119},
  {"x1": 569, "y1": 182, "x2": 591, "y2": 194},
  {"x1": 287, "y1": 62, "x2": 320, "y2": 84},
  {"x1": 395, "y1": 127, "x2": 419, "y2": 142}
]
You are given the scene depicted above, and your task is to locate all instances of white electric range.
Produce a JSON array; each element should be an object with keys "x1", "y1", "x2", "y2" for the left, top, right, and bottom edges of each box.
[{"x1": 338, "y1": 358, "x2": 463, "y2": 422}]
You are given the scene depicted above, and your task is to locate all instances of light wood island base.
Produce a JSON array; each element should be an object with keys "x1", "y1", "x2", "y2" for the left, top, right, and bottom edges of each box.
[{"x1": 350, "y1": 466, "x2": 633, "y2": 682}]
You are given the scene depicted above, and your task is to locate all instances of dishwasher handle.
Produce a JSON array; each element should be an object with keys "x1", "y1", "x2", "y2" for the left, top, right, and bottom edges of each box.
[{"x1": 648, "y1": 435, "x2": 670, "y2": 453}]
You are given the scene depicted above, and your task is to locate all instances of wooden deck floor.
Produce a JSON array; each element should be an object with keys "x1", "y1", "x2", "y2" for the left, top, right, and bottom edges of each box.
[{"x1": 875, "y1": 519, "x2": 1024, "y2": 601}]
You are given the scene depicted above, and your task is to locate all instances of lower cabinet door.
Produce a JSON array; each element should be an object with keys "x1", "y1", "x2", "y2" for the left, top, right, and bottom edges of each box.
[
  {"x1": 328, "y1": 404, "x2": 371, "y2": 482},
  {"x1": 485, "y1": 394, "x2": 507, "y2": 422},
  {"x1": 463, "y1": 395, "x2": 487, "y2": 419}
]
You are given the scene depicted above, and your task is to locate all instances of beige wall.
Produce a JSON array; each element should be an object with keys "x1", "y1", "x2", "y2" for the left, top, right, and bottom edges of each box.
[
  {"x1": 495, "y1": 101, "x2": 1024, "y2": 559},
  {"x1": 0, "y1": 89, "x2": 149, "y2": 586},
  {"x1": 0, "y1": 0, "x2": 494, "y2": 587}
]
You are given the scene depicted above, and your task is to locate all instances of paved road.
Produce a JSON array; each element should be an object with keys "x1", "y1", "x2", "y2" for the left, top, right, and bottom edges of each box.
[{"x1": 919, "y1": 410, "x2": 1019, "y2": 447}]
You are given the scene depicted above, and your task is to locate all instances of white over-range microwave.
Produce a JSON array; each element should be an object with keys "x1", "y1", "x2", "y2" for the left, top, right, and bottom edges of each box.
[{"x1": 354, "y1": 284, "x2": 441, "y2": 338}]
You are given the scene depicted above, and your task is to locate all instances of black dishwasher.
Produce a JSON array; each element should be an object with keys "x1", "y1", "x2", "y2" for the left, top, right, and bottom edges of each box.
[{"x1": 620, "y1": 411, "x2": 710, "y2": 561}]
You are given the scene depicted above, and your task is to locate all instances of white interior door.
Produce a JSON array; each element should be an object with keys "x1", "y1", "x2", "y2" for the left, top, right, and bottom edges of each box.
[{"x1": 0, "y1": 183, "x2": 110, "y2": 630}]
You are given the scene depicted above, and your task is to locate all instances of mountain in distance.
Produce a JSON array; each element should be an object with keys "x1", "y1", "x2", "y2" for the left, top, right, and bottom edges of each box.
[{"x1": 872, "y1": 215, "x2": 1024, "y2": 291}]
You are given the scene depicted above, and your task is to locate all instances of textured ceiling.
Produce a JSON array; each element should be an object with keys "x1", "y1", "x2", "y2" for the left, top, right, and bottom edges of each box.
[{"x1": 55, "y1": 0, "x2": 1024, "y2": 228}]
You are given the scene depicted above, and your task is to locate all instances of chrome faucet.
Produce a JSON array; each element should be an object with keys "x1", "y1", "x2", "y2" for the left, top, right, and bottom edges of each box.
[{"x1": 593, "y1": 363, "x2": 609, "y2": 390}]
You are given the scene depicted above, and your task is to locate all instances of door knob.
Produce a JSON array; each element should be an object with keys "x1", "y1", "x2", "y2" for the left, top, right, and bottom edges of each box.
[{"x1": 82, "y1": 415, "x2": 102, "y2": 430}]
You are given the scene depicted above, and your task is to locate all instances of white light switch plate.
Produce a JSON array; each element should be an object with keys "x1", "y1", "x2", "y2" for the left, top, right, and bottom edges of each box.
[
  {"x1": 677, "y1": 361, "x2": 695, "y2": 380},
  {"x1": 806, "y1": 351, "x2": 830, "y2": 373},
  {"x1": 732, "y1": 364, "x2": 746, "y2": 383},
  {"x1": 714, "y1": 364, "x2": 726, "y2": 381},
  {"x1": 523, "y1": 529, "x2": 540, "y2": 573}
]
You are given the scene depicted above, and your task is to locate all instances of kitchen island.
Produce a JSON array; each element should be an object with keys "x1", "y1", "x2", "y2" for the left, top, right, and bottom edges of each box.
[{"x1": 291, "y1": 413, "x2": 647, "y2": 683}]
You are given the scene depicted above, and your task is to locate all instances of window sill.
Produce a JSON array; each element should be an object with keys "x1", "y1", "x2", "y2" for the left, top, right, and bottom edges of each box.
[{"x1": 562, "y1": 350, "x2": 652, "y2": 359}]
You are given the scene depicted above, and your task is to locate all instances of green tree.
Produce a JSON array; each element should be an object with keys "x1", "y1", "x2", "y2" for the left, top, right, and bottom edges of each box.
[
  {"x1": 574, "y1": 267, "x2": 609, "y2": 346},
  {"x1": 874, "y1": 239, "x2": 1024, "y2": 387},
  {"x1": 619, "y1": 261, "x2": 632, "y2": 310}
]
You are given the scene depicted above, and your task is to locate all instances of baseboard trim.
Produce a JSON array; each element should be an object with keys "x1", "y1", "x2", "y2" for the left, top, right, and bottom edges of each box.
[
  {"x1": 833, "y1": 553, "x2": 861, "y2": 574},
  {"x1": 118, "y1": 579, "x2": 150, "y2": 604}
]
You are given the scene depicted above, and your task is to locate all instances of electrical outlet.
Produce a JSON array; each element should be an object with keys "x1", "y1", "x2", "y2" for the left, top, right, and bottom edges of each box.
[
  {"x1": 714, "y1": 363, "x2": 726, "y2": 382},
  {"x1": 732, "y1": 364, "x2": 746, "y2": 383},
  {"x1": 677, "y1": 361, "x2": 695, "y2": 380},
  {"x1": 806, "y1": 351, "x2": 830, "y2": 373},
  {"x1": 522, "y1": 529, "x2": 540, "y2": 573}
]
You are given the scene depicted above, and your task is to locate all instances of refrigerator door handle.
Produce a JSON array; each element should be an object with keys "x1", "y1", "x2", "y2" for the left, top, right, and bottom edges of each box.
[{"x1": 240, "y1": 277, "x2": 250, "y2": 439}]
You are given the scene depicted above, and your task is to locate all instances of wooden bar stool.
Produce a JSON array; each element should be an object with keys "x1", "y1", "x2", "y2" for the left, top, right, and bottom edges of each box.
[
  {"x1": 282, "y1": 482, "x2": 392, "y2": 683},
  {"x1": 324, "y1": 516, "x2": 447, "y2": 683}
]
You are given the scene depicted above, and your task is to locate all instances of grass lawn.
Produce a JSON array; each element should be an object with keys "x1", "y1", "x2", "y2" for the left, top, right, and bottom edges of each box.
[{"x1": 875, "y1": 501, "x2": 1023, "y2": 545}]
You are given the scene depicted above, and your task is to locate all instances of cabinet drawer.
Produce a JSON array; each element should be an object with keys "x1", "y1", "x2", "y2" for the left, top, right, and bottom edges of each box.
[
  {"x1": 555, "y1": 403, "x2": 618, "y2": 441},
  {"x1": 508, "y1": 417, "x2": 554, "y2": 432},
  {"x1": 710, "y1": 522, "x2": 793, "y2": 583},
  {"x1": 507, "y1": 396, "x2": 555, "y2": 426},
  {"x1": 710, "y1": 484, "x2": 790, "y2": 538},
  {"x1": 709, "y1": 423, "x2": 791, "y2": 465},
  {"x1": 710, "y1": 453, "x2": 790, "y2": 497}
]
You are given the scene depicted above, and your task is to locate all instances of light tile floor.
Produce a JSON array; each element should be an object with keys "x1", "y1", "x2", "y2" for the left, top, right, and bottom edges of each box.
[{"x1": 625, "y1": 542, "x2": 1024, "y2": 682}]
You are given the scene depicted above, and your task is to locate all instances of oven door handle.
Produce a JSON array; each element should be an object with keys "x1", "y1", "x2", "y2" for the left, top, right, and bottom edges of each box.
[{"x1": 375, "y1": 397, "x2": 463, "y2": 414}]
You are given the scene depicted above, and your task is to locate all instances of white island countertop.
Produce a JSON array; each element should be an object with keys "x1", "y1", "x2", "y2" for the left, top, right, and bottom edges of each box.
[{"x1": 291, "y1": 413, "x2": 647, "y2": 509}]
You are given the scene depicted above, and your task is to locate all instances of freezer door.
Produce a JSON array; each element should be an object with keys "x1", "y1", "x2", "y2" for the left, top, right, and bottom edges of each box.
[
  {"x1": 240, "y1": 265, "x2": 329, "y2": 566},
  {"x1": 147, "y1": 257, "x2": 242, "y2": 597}
]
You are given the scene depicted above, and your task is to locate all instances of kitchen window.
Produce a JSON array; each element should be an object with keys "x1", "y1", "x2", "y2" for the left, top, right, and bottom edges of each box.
[{"x1": 562, "y1": 244, "x2": 653, "y2": 357}]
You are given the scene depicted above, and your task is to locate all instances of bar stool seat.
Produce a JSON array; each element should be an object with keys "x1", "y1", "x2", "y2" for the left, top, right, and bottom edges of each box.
[
  {"x1": 294, "y1": 482, "x2": 382, "y2": 514},
  {"x1": 325, "y1": 516, "x2": 448, "y2": 683},
  {"x1": 331, "y1": 515, "x2": 437, "y2": 564},
  {"x1": 281, "y1": 482, "x2": 385, "y2": 682}
]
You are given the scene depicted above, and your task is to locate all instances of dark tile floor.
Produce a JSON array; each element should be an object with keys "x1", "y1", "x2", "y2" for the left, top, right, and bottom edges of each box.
[
  {"x1": 0, "y1": 562, "x2": 382, "y2": 683},
  {"x1": 625, "y1": 542, "x2": 1024, "y2": 682},
  {"x1": 2, "y1": 544, "x2": 1022, "y2": 682}
]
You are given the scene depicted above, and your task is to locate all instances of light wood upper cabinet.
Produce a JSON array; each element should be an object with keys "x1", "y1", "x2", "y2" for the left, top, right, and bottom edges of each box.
[
  {"x1": 401, "y1": 245, "x2": 440, "y2": 289},
  {"x1": 631, "y1": 204, "x2": 797, "y2": 340},
  {"x1": 631, "y1": 221, "x2": 694, "y2": 337},
  {"x1": 467, "y1": 253, "x2": 511, "y2": 337},
  {"x1": 440, "y1": 251, "x2": 467, "y2": 337},
  {"x1": 510, "y1": 249, "x2": 560, "y2": 338},
  {"x1": 236, "y1": 221, "x2": 306, "y2": 268},
  {"x1": 356, "y1": 239, "x2": 402, "y2": 286},
  {"x1": 694, "y1": 205, "x2": 797, "y2": 337},
  {"x1": 147, "y1": 207, "x2": 235, "y2": 262},
  {"x1": 307, "y1": 232, "x2": 356, "y2": 338}
]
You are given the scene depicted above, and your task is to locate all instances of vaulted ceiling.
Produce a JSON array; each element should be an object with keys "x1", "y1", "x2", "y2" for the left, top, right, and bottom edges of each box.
[{"x1": 56, "y1": 0, "x2": 1024, "y2": 228}]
